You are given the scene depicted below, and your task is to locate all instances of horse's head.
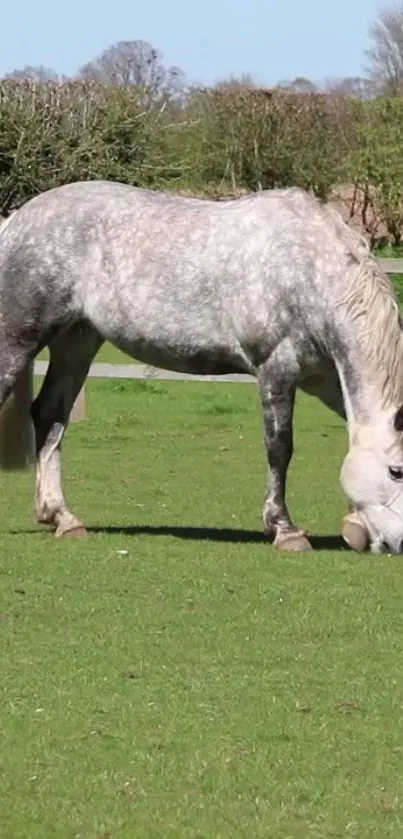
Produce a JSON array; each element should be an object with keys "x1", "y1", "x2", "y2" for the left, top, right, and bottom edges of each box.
[{"x1": 340, "y1": 405, "x2": 403, "y2": 554}]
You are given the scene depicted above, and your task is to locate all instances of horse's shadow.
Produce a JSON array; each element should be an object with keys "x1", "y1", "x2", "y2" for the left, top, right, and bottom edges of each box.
[
  {"x1": 87, "y1": 524, "x2": 346, "y2": 551},
  {"x1": 8, "y1": 522, "x2": 347, "y2": 550}
]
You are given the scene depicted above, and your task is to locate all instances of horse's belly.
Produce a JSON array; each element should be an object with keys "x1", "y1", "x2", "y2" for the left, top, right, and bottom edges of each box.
[
  {"x1": 85, "y1": 287, "x2": 254, "y2": 375},
  {"x1": 110, "y1": 336, "x2": 251, "y2": 376}
]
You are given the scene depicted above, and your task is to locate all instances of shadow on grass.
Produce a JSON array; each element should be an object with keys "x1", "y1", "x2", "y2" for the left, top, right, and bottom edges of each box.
[
  {"x1": 87, "y1": 524, "x2": 347, "y2": 551},
  {"x1": 7, "y1": 524, "x2": 348, "y2": 551}
]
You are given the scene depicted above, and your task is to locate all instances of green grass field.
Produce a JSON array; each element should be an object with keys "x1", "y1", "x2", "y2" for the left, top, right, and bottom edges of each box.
[{"x1": 1, "y1": 378, "x2": 403, "y2": 838}]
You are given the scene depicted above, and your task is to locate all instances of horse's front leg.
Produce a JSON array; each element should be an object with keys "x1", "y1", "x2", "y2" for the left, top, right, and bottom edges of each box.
[
  {"x1": 258, "y1": 359, "x2": 311, "y2": 552},
  {"x1": 299, "y1": 370, "x2": 370, "y2": 551}
]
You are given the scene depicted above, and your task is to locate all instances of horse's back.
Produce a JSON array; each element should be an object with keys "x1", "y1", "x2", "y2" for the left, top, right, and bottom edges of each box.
[{"x1": 0, "y1": 181, "x2": 366, "y2": 375}]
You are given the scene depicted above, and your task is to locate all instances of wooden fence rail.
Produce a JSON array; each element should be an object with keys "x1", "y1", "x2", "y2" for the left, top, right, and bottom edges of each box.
[
  {"x1": 31, "y1": 256, "x2": 403, "y2": 426},
  {"x1": 378, "y1": 258, "x2": 403, "y2": 274}
]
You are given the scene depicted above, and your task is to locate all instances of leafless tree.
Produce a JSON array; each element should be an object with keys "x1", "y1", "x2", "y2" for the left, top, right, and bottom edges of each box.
[
  {"x1": 214, "y1": 73, "x2": 259, "y2": 92},
  {"x1": 324, "y1": 76, "x2": 376, "y2": 99},
  {"x1": 366, "y1": 4, "x2": 403, "y2": 94},
  {"x1": 78, "y1": 39, "x2": 185, "y2": 103},
  {"x1": 3, "y1": 65, "x2": 63, "y2": 82},
  {"x1": 276, "y1": 77, "x2": 317, "y2": 94}
]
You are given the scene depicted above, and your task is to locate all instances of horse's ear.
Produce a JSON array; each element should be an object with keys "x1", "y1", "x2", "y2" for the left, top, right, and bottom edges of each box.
[{"x1": 394, "y1": 405, "x2": 403, "y2": 432}]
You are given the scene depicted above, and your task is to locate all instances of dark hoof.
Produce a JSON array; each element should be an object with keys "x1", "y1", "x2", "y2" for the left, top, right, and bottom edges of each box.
[
  {"x1": 274, "y1": 531, "x2": 312, "y2": 552},
  {"x1": 341, "y1": 515, "x2": 369, "y2": 552},
  {"x1": 55, "y1": 525, "x2": 88, "y2": 539}
]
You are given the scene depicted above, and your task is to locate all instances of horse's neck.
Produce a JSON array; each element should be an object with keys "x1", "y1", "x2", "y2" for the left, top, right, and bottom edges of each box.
[
  {"x1": 334, "y1": 344, "x2": 392, "y2": 440},
  {"x1": 327, "y1": 252, "x2": 403, "y2": 436}
]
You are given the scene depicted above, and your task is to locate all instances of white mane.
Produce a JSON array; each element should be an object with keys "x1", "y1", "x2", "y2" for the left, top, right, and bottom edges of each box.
[{"x1": 329, "y1": 208, "x2": 403, "y2": 410}]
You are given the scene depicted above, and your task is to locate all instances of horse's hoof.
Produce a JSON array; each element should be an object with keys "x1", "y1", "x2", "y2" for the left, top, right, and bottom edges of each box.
[
  {"x1": 55, "y1": 524, "x2": 88, "y2": 539},
  {"x1": 274, "y1": 531, "x2": 312, "y2": 552},
  {"x1": 341, "y1": 516, "x2": 369, "y2": 552}
]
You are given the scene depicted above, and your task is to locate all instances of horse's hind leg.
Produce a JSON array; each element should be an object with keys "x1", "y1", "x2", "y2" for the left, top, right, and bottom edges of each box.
[
  {"x1": 0, "y1": 343, "x2": 36, "y2": 470},
  {"x1": 258, "y1": 353, "x2": 312, "y2": 552},
  {"x1": 31, "y1": 322, "x2": 103, "y2": 537}
]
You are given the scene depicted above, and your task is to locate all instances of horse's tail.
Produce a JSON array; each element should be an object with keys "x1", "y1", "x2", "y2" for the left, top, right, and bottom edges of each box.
[
  {"x1": 0, "y1": 212, "x2": 35, "y2": 470},
  {"x1": 0, "y1": 363, "x2": 35, "y2": 471}
]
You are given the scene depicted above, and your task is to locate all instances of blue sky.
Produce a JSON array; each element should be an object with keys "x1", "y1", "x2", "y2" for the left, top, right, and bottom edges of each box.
[{"x1": 0, "y1": 0, "x2": 385, "y2": 86}]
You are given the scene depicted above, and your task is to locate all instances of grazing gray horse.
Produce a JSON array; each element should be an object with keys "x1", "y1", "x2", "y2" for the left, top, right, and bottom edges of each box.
[{"x1": 0, "y1": 180, "x2": 403, "y2": 554}]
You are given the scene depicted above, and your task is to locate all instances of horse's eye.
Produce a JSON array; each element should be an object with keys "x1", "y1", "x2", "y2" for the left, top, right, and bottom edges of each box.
[{"x1": 389, "y1": 466, "x2": 403, "y2": 481}]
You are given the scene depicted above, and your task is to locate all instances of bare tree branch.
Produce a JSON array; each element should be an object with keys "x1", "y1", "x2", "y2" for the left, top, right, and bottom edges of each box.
[
  {"x1": 4, "y1": 66, "x2": 63, "y2": 82},
  {"x1": 77, "y1": 40, "x2": 186, "y2": 104},
  {"x1": 365, "y1": 5, "x2": 403, "y2": 94},
  {"x1": 276, "y1": 77, "x2": 318, "y2": 94},
  {"x1": 323, "y1": 76, "x2": 376, "y2": 99},
  {"x1": 214, "y1": 74, "x2": 259, "y2": 92}
]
